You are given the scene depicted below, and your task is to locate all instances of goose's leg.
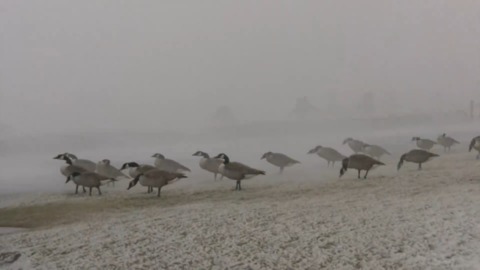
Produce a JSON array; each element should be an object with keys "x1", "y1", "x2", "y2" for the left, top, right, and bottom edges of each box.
[
  {"x1": 75, "y1": 185, "x2": 79, "y2": 194},
  {"x1": 235, "y1": 180, "x2": 241, "y2": 191},
  {"x1": 357, "y1": 170, "x2": 361, "y2": 179},
  {"x1": 97, "y1": 186, "x2": 102, "y2": 196},
  {"x1": 238, "y1": 181, "x2": 242, "y2": 191},
  {"x1": 364, "y1": 170, "x2": 369, "y2": 179},
  {"x1": 89, "y1": 187, "x2": 92, "y2": 196},
  {"x1": 157, "y1": 187, "x2": 161, "y2": 197},
  {"x1": 83, "y1": 186, "x2": 86, "y2": 193},
  {"x1": 418, "y1": 163, "x2": 422, "y2": 170}
]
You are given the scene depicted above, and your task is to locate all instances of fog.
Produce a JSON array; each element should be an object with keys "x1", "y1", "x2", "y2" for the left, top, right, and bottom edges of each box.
[{"x1": 1, "y1": 1, "x2": 480, "y2": 193}]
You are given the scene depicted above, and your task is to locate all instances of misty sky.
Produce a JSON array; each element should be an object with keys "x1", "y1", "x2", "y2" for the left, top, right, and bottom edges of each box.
[{"x1": 1, "y1": 1, "x2": 480, "y2": 134}]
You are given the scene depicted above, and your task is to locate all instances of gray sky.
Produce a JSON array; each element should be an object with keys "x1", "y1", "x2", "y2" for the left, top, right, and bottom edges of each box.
[{"x1": 1, "y1": 1, "x2": 480, "y2": 134}]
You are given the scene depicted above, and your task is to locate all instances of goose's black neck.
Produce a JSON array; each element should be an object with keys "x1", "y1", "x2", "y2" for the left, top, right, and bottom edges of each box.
[{"x1": 64, "y1": 156, "x2": 73, "y2": 165}]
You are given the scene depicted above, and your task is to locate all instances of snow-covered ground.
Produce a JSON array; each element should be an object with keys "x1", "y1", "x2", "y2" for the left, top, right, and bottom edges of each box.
[
  {"x1": 1, "y1": 120, "x2": 480, "y2": 269},
  {"x1": 1, "y1": 147, "x2": 480, "y2": 269}
]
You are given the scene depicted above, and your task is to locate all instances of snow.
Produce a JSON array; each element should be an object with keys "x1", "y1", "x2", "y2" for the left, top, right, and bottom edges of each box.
[{"x1": 1, "y1": 149, "x2": 480, "y2": 269}]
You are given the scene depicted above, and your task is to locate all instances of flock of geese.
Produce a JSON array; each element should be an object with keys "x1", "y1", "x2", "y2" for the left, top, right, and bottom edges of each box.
[{"x1": 53, "y1": 134, "x2": 480, "y2": 197}]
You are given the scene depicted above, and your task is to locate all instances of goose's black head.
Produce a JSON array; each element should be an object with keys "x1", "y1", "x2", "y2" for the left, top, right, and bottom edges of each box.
[
  {"x1": 54, "y1": 153, "x2": 75, "y2": 165},
  {"x1": 214, "y1": 153, "x2": 230, "y2": 164},
  {"x1": 66, "y1": 172, "x2": 81, "y2": 183},
  {"x1": 121, "y1": 162, "x2": 140, "y2": 170},
  {"x1": 412, "y1": 137, "x2": 420, "y2": 141},
  {"x1": 100, "y1": 159, "x2": 111, "y2": 165},
  {"x1": 261, "y1": 152, "x2": 273, "y2": 159},
  {"x1": 193, "y1": 151, "x2": 209, "y2": 158},
  {"x1": 65, "y1": 153, "x2": 78, "y2": 160},
  {"x1": 53, "y1": 154, "x2": 65, "y2": 160},
  {"x1": 308, "y1": 146, "x2": 322, "y2": 154},
  {"x1": 152, "y1": 153, "x2": 165, "y2": 159}
]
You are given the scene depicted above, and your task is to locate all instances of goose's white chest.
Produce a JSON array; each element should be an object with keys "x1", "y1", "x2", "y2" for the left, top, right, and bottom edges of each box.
[{"x1": 199, "y1": 158, "x2": 209, "y2": 169}]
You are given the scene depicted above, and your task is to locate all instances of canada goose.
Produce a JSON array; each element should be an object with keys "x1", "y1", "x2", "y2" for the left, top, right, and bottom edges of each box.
[
  {"x1": 121, "y1": 162, "x2": 157, "y2": 193},
  {"x1": 127, "y1": 169, "x2": 187, "y2": 197},
  {"x1": 411, "y1": 137, "x2": 437, "y2": 151},
  {"x1": 120, "y1": 162, "x2": 156, "y2": 178},
  {"x1": 397, "y1": 149, "x2": 439, "y2": 170},
  {"x1": 151, "y1": 153, "x2": 191, "y2": 173},
  {"x1": 54, "y1": 154, "x2": 89, "y2": 177},
  {"x1": 192, "y1": 151, "x2": 224, "y2": 180},
  {"x1": 57, "y1": 156, "x2": 89, "y2": 193},
  {"x1": 468, "y1": 136, "x2": 480, "y2": 159},
  {"x1": 361, "y1": 144, "x2": 391, "y2": 160},
  {"x1": 214, "y1": 153, "x2": 265, "y2": 190},
  {"x1": 66, "y1": 172, "x2": 107, "y2": 196},
  {"x1": 437, "y1": 134, "x2": 459, "y2": 152},
  {"x1": 53, "y1": 153, "x2": 96, "y2": 172},
  {"x1": 342, "y1": 138, "x2": 366, "y2": 154},
  {"x1": 339, "y1": 154, "x2": 385, "y2": 179},
  {"x1": 307, "y1": 146, "x2": 346, "y2": 167},
  {"x1": 96, "y1": 159, "x2": 130, "y2": 187},
  {"x1": 261, "y1": 152, "x2": 300, "y2": 173}
]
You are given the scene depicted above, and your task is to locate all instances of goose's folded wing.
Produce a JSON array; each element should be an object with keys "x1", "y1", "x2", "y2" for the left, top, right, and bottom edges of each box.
[
  {"x1": 276, "y1": 153, "x2": 299, "y2": 164},
  {"x1": 227, "y1": 162, "x2": 265, "y2": 175},
  {"x1": 166, "y1": 159, "x2": 191, "y2": 172}
]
